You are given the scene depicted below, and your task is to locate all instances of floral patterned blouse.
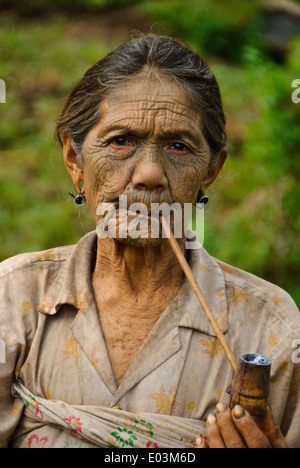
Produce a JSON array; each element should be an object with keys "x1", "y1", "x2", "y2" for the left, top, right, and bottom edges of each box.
[{"x1": 0, "y1": 231, "x2": 299, "y2": 448}]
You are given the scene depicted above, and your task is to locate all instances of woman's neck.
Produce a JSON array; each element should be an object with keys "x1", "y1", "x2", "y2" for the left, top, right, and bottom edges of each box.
[{"x1": 92, "y1": 236, "x2": 185, "y2": 307}]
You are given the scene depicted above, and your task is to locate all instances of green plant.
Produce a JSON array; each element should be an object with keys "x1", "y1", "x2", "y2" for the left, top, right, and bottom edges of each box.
[
  {"x1": 204, "y1": 40, "x2": 300, "y2": 306},
  {"x1": 140, "y1": 0, "x2": 268, "y2": 63}
]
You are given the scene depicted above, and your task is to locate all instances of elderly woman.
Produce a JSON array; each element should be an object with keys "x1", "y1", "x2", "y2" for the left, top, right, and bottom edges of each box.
[{"x1": 0, "y1": 34, "x2": 299, "y2": 449}]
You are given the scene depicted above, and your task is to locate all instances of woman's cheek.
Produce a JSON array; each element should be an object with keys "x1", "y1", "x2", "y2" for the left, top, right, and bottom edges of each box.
[
  {"x1": 88, "y1": 158, "x2": 134, "y2": 209},
  {"x1": 168, "y1": 165, "x2": 203, "y2": 204}
]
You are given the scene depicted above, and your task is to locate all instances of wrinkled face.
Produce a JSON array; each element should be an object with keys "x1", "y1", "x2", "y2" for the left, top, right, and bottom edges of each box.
[{"x1": 68, "y1": 72, "x2": 223, "y2": 246}]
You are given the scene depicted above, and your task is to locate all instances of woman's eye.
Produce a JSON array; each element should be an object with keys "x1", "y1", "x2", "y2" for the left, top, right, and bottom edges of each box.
[
  {"x1": 170, "y1": 142, "x2": 188, "y2": 152},
  {"x1": 111, "y1": 136, "x2": 131, "y2": 146}
]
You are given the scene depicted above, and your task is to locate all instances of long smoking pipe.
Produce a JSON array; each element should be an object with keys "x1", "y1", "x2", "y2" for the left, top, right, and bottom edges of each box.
[{"x1": 160, "y1": 216, "x2": 271, "y2": 416}]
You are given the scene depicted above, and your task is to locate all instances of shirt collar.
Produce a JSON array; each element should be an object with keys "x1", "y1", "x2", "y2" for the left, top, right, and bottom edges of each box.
[
  {"x1": 177, "y1": 236, "x2": 229, "y2": 336},
  {"x1": 37, "y1": 231, "x2": 97, "y2": 316},
  {"x1": 38, "y1": 231, "x2": 228, "y2": 337}
]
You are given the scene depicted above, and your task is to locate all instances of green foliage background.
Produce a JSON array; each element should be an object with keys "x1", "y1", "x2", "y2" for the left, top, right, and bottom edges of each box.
[{"x1": 0, "y1": 0, "x2": 299, "y2": 307}]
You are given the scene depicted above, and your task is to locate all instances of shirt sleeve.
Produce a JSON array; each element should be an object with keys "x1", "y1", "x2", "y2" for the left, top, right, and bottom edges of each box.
[
  {"x1": 0, "y1": 260, "x2": 37, "y2": 448},
  {"x1": 282, "y1": 361, "x2": 300, "y2": 447},
  {"x1": 262, "y1": 294, "x2": 300, "y2": 448},
  {"x1": 0, "y1": 312, "x2": 25, "y2": 447}
]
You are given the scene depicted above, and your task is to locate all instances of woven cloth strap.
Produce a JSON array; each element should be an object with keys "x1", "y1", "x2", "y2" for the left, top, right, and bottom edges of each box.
[{"x1": 12, "y1": 382, "x2": 206, "y2": 448}]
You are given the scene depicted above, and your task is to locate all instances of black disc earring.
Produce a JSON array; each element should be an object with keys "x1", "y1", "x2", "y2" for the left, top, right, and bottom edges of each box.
[
  {"x1": 196, "y1": 190, "x2": 209, "y2": 206},
  {"x1": 68, "y1": 192, "x2": 86, "y2": 206}
]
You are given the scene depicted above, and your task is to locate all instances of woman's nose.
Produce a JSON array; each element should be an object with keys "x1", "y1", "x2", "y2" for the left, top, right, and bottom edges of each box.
[{"x1": 132, "y1": 162, "x2": 168, "y2": 192}]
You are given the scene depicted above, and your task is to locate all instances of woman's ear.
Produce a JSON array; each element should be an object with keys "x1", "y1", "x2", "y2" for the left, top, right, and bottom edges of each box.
[
  {"x1": 200, "y1": 147, "x2": 228, "y2": 193},
  {"x1": 63, "y1": 131, "x2": 84, "y2": 193}
]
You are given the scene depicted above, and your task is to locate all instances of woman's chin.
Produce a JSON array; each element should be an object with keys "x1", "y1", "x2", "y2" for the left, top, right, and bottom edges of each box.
[{"x1": 115, "y1": 236, "x2": 163, "y2": 248}]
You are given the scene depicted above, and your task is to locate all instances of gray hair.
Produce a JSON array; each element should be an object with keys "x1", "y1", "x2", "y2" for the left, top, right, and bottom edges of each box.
[{"x1": 56, "y1": 34, "x2": 227, "y2": 166}]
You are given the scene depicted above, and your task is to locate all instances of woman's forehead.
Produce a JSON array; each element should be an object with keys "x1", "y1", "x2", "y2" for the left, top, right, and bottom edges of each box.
[
  {"x1": 94, "y1": 73, "x2": 203, "y2": 137},
  {"x1": 104, "y1": 70, "x2": 193, "y2": 105}
]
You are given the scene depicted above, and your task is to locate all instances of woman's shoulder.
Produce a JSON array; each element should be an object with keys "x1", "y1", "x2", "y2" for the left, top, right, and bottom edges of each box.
[
  {"x1": 0, "y1": 232, "x2": 97, "y2": 281},
  {"x1": 0, "y1": 244, "x2": 74, "y2": 279},
  {"x1": 0, "y1": 244, "x2": 76, "y2": 311},
  {"x1": 215, "y1": 257, "x2": 300, "y2": 324},
  {"x1": 0, "y1": 245, "x2": 76, "y2": 338}
]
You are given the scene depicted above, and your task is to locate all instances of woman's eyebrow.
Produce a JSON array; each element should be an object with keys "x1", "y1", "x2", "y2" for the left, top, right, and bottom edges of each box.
[
  {"x1": 97, "y1": 125, "x2": 204, "y2": 146},
  {"x1": 159, "y1": 129, "x2": 204, "y2": 147},
  {"x1": 96, "y1": 124, "x2": 147, "y2": 140}
]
